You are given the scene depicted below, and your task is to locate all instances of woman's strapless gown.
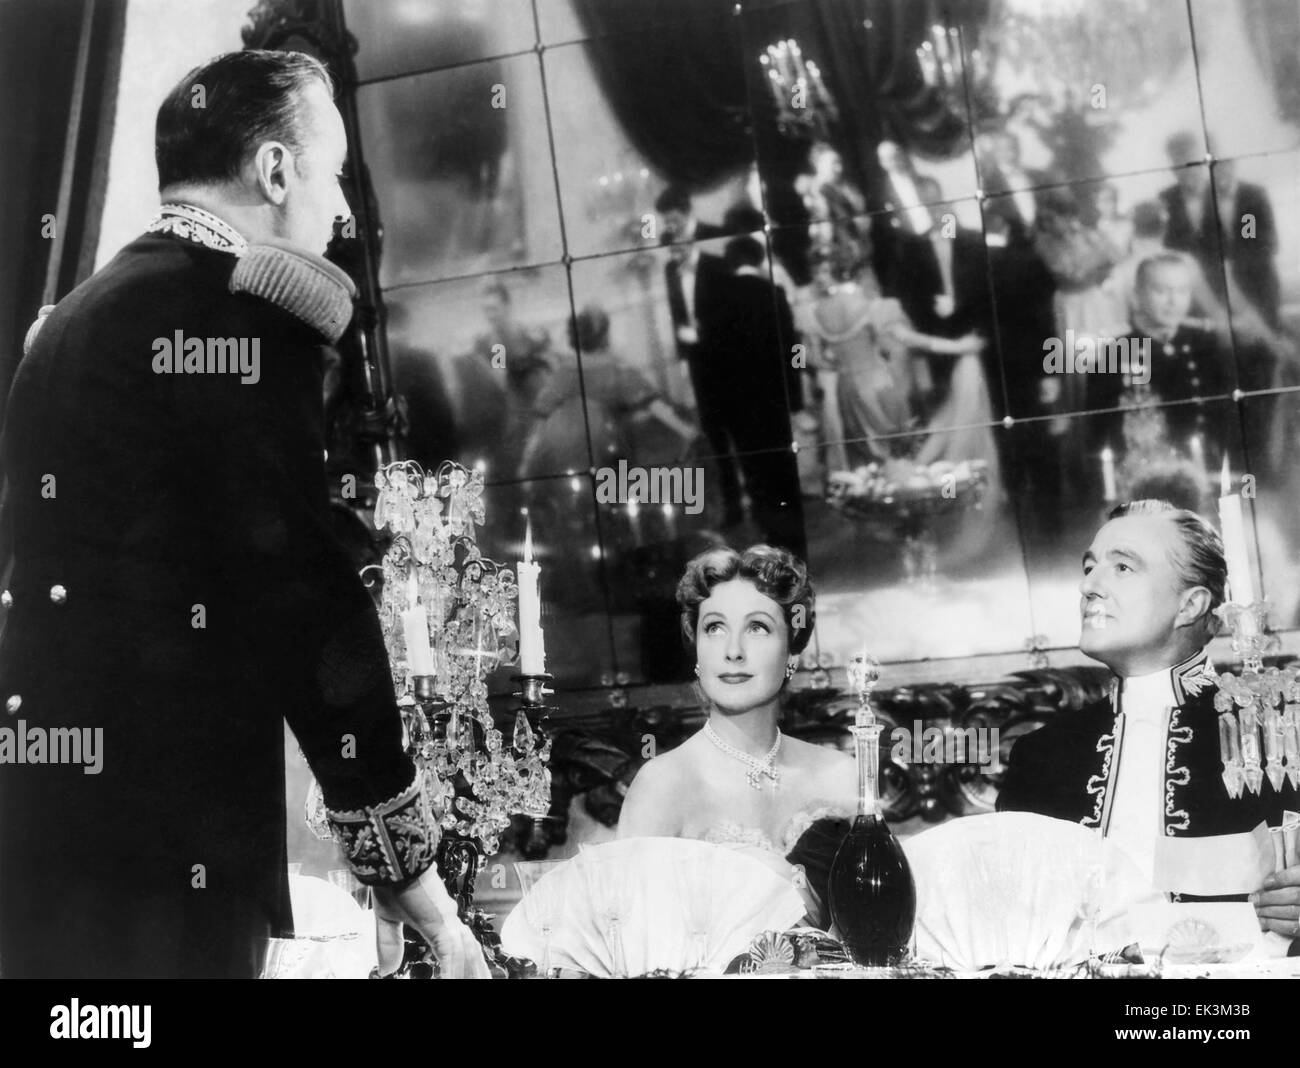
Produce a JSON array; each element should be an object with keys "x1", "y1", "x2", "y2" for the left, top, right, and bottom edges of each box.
[{"x1": 700, "y1": 804, "x2": 854, "y2": 930}]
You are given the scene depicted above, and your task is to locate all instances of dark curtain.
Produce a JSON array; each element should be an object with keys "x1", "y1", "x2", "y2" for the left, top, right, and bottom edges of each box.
[
  {"x1": 0, "y1": 0, "x2": 124, "y2": 600},
  {"x1": 748, "y1": 0, "x2": 985, "y2": 230},
  {"x1": 0, "y1": 0, "x2": 124, "y2": 422},
  {"x1": 572, "y1": 0, "x2": 753, "y2": 190},
  {"x1": 573, "y1": 0, "x2": 982, "y2": 195}
]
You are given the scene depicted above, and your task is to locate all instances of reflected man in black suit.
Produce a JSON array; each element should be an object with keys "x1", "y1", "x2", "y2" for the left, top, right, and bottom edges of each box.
[
  {"x1": 978, "y1": 130, "x2": 1049, "y2": 246},
  {"x1": 888, "y1": 175, "x2": 996, "y2": 416},
  {"x1": 709, "y1": 236, "x2": 806, "y2": 556},
  {"x1": 658, "y1": 185, "x2": 742, "y2": 525}
]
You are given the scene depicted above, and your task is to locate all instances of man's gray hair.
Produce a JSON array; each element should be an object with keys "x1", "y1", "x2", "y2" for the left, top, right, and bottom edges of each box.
[{"x1": 1107, "y1": 499, "x2": 1227, "y2": 626}]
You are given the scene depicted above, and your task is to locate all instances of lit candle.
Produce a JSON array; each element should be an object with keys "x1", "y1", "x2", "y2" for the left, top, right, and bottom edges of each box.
[
  {"x1": 807, "y1": 60, "x2": 829, "y2": 101},
  {"x1": 662, "y1": 501, "x2": 677, "y2": 541},
  {"x1": 1188, "y1": 433, "x2": 1205, "y2": 472},
  {"x1": 626, "y1": 492, "x2": 642, "y2": 546},
  {"x1": 779, "y1": 41, "x2": 797, "y2": 85},
  {"x1": 790, "y1": 40, "x2": 809, "y2": 85},
  {"x1": 518, "y1": 520, "x2": 546, "y2": 675},
  {"x1": 1218, "y1": 456, "x2": 1256, "y2": 606},
  {"x1": 401, "y1": 571, "x2": 436, "y2": 676},
  {"x1": 918, "y1": 47, "x2": 938, "y2": 87},
  {"x1": 931, "y1": 24, "x2": 950, "y2": 64},
  {"x1": 1100, "y1": 446, "x2": 1117, "y2": 502}
]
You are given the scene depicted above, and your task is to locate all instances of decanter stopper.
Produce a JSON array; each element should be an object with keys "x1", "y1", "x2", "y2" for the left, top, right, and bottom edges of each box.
[{"x1": 847, "y1": 653, "x2": 881, "y2": 725}]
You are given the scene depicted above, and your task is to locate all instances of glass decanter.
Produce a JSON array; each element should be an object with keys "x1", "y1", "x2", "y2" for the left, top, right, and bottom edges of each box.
[{"x1": 827, "y1": 655, "x2": 917, "y2": 966}]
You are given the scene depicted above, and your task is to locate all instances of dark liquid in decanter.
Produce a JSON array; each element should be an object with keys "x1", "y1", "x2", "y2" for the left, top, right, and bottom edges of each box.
[{"x1": 827, "y1": 811, "x2": 917, "y2": 967}]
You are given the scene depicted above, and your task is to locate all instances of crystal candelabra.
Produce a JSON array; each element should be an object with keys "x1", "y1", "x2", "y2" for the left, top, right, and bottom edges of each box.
[
  {"x1": 759, "y1": 37, "x2": 839, "y2": 138},
  {"x1": 1212, "y1": 599, "x2": 1299, "y2": 799},
  {"x1": 827, "y1": 654, "x2": 917, "y2": 967},
  {"x1": 306, "y1": 460, "x2": 553, "y2": 923}
]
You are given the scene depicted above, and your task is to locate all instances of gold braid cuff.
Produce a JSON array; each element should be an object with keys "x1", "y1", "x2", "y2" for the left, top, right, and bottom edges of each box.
[{"x1": 325, "y1": 771, "x2": 439, "y2": 886}]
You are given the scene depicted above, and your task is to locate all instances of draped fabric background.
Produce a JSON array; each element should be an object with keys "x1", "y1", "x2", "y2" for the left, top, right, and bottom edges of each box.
[
  {"x1": 574, "y1": 0, "x2": 980, "y2": 194},
  {"x1": 574, "y1": 0, "x2": 984, "y2": 280},
  {"x1": 571, "y1": 0, "x2": 754, "y2": 191},
  {"x1": 0, "y1": 0, "x2": 124, "y2": 423},
  {"x1": 0, "y1": 0, "x2": 125, "y2": 603}
]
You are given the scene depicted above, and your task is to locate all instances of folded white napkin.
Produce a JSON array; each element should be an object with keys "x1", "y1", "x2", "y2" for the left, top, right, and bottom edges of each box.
[
  {"x1": 901, "y1": 812, "x2": 1164, "y2": 970},
  {"x1": 500, "y1": 837, "x2": 807, "y2": 977},
  {"x1": 259, "y1": 875, "x2": 377, "y2": 979}
]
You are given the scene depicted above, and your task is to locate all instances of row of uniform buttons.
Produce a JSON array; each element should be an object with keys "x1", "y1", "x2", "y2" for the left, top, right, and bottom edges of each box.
[
  {"x1": 0, "y1": 584, "x2": 65, "y2": 606},
  {"x1": 1, "y1": 583, "x2": 69, "y2": 714}
]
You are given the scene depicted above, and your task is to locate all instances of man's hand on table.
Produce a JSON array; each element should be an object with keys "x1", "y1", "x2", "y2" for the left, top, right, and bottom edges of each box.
[
  {"x1": 1251, "y1": 864, "x2": 1300, "y2": 939},
  {"x1": 372, "y1": 865, "x2": 492, "y2": 978}
]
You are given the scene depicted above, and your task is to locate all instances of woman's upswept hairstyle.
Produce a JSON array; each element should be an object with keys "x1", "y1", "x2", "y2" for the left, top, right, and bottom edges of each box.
[{"x1": 677, "y1": 544, "x2": 815, "y2": 655}]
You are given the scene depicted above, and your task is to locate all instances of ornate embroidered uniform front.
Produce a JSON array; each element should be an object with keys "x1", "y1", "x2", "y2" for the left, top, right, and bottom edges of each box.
[
  {"x1": 1164, "y1": 707, "x2": 1193, "y2": 833},
  {"x1": 1083, "y1": 728, "x2": 1116, "y2": 830},
  {"x1": 1084, "y1": 651, "x2": 1213, "y2": 838}
]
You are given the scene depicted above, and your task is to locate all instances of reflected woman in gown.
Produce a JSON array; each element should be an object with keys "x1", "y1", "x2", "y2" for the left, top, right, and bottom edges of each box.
[
  {"x1": 806, "y1": 244, "x2": 988, "y2": 470},
  {"x1": 617, "y1": 545, "x2": 856, "y2": 928}
]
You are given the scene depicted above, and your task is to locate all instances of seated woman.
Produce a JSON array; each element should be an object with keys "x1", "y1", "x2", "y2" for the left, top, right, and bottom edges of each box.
[{"x1": 617, "y1": 545, "x2": 856, "y2": 928}]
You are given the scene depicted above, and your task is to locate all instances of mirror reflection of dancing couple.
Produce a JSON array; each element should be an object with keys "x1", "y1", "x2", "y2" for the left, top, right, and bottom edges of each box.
[
  {"x1": 658, "y1": 181, "x2": 1004, "y2": 561},
  {"x1": 802, "y1": 244, "x2": 999, "y2": 481}
]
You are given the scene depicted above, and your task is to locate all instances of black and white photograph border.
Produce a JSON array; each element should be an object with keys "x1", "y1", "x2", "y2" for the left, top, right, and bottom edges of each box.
[{"x1": 0, "y1": 0, "x2": 1298, "y2": 1021}]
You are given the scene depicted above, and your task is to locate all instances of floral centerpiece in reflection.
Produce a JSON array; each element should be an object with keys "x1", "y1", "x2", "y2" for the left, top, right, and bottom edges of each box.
[
  {"x1": 827, "y1": 459, "x2": 989, "y2": 586},
  {"x1": 827, "y1": 458, "x2": 989, "y2": 513}
]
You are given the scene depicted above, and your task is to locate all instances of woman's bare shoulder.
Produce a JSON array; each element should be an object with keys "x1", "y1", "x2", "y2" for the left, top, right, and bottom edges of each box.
[
  {"x1": 617, "y1": 738, "x2": 700, "y2": 837},
  {"x1": 626, "y1": 742, "x2": 691, "y2": 792}
]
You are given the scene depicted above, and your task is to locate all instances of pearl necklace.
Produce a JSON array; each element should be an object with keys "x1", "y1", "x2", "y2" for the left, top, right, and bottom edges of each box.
[{"x1": 704, "y1": 722, "x2": 781, "y2": 789}]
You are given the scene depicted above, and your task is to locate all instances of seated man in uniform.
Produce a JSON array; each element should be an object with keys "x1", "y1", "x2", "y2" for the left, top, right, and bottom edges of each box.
[
  {"x1": 1087, "y1": 253, "x2": 1232, "y2": 470},
  {"x1": 999, "y1": 501, "x2": 1298, "y2": 940}
]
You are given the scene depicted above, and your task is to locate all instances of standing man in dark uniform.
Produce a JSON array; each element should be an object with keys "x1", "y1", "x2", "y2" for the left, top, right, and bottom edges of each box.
[
  {"x1": 0, "y1": 50, "x2": 487, "y2": 978},
  {"x1": 999, "y1": 501, "x2": 1298, "y2": 932},
  {"x1": 1086, "y1": 253, "x2": 1232, "y2": 472}
]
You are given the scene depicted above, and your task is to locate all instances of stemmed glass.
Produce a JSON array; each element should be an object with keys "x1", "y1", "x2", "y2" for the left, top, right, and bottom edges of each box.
[
  {"x1": 258, "y1": 937, "x2": 314, "y2": 979},
  {"x1": 673, "y1": 851, "x2": 713, "y2": 974},
  {"x1": 327, "y1": 868, "x2": 373, "y2": 910},
  {"x1": 580, "y1": 852, "x2": 632, "y2": 978},
  {"x1": 515, "y1": 860, "x2": 567, "y2": 978},
  {"x1": 1077, "y1": 862, "x2": 1106, "y2": 972}
]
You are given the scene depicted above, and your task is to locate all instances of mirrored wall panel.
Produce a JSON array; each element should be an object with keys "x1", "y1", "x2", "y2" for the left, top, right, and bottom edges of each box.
[{"x1": 344, "y1": 0, "x2": 1300, "y2": 684}]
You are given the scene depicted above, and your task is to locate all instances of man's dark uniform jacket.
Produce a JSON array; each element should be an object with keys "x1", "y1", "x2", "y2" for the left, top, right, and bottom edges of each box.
[
  {"x1": 998, "y1": 650, "x2": 1297, "y2": 900},
  {"x1": 0, "y1": 217, "x2": 433, "y2": 977},
  {"x1": 1085, "y1": 321, "x2": 1232, "y2": 467}
]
